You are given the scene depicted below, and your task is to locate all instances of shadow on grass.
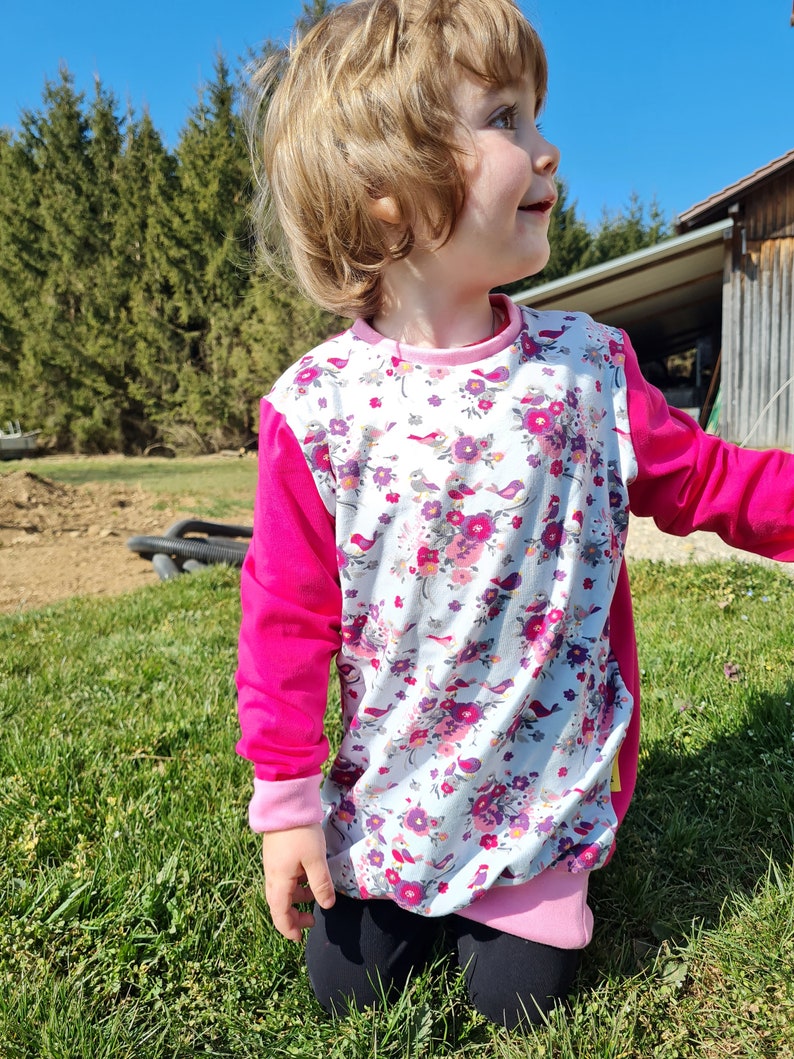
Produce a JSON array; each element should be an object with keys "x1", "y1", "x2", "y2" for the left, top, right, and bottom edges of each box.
[{"x1": 583, "y1": 683, "x2": 794, "y2": 986}]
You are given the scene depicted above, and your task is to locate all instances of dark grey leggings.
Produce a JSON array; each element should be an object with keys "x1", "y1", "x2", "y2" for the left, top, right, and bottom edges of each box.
[{"x1": 305, "y1": 892, "x2": 581, "y2": 1029}]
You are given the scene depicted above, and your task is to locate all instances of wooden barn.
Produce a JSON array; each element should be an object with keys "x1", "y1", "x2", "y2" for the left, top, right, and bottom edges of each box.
[{"x1": 516, "y1": 147, "x2": 794, "y2": 448}]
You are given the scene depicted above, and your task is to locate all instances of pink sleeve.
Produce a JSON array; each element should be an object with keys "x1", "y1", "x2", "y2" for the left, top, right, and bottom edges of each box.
[
  {"x1": 624, "y1": 333, "x2": 794, "y2": 561},
  {"x1": 235, "y1": 399, "x2": 342, "y2": 795}
]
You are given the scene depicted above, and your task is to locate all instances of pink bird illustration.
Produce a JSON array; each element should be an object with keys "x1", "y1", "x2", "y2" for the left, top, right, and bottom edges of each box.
[
  {"x1": 327, "y1": 356, "x2": 350, "y2": 369},
  {"x1": 350, "y1": 532, "x2": 377, "y2": 552},
  {"x1": 538, "y1": 325, "x2": 568, "y2": 341},
  {"x1": 472, "y1": 365, "x2": 510, "y2": 383},
  {"x1": 486, "y1": 479, "x2": 524, "y2": 500},
  {"x1": 408, "y1": 431, "x2": 445, "y2": 446}
]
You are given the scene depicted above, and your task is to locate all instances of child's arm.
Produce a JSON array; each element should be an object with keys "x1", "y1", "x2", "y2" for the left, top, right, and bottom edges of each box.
[
  {"x1": 623, "y1": 334, "x2": 794, "y2": 560},
  {"x1": 236, "y1": 401, "x2": 343, "y2": 935}
]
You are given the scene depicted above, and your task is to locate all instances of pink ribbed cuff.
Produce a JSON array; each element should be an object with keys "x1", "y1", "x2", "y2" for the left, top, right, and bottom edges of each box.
[{"x1": 248, "y1": 775, "x2": 325, "y2": 833}]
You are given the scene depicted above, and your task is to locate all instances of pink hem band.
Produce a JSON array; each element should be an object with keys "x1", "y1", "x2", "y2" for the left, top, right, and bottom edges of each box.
[{"x1": 454, "y1": 867, "x2": 593, "y2": 948}]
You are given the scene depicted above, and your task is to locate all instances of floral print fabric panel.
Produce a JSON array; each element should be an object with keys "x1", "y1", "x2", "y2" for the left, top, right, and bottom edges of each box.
[{"x1": 266, "y1": 308, "x2": 639, "y2": 917}]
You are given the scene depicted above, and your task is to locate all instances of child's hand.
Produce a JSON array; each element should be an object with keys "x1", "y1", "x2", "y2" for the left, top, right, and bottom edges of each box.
[{"x1": 261, "y1": 824, "x2": 336, "y2": 941}]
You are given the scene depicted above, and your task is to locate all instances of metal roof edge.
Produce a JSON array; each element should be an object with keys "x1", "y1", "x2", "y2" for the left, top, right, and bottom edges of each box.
[{"x1": 512, "y1": 217, "x2": 733, "y2": 306}]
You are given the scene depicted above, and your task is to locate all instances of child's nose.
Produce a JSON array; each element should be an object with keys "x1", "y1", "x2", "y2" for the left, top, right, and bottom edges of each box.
[{"x1": 536, "y1": 136, "x2": 560, "y2": 176}]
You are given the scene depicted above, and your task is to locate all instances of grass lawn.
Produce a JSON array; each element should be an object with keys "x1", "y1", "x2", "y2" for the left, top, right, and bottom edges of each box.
[{"x1": 1, "y1": 559, "x2": 793, "y2": 1057}]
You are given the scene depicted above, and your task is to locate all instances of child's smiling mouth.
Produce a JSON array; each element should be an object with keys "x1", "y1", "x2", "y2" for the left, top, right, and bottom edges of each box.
[{"x1": 518, "y1": 196, "x2": 556, "y2": 214}]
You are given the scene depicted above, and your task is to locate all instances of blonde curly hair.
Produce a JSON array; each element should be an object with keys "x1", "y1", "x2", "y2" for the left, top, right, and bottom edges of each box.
[{"x1": 247, "y1": 0, "x2": 547, "y2": 319}]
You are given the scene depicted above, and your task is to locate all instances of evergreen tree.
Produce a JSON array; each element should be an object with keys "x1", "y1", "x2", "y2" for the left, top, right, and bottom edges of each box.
[{"x1": 579, "y1": 193, "x2": 669, "y2": 269}]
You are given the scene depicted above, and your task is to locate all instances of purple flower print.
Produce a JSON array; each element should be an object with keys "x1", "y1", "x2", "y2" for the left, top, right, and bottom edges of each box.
[
  {"x1": 461, "y1": 512, "x2": 496, "y2": 542},
  {"x1": 566, "y1": 644, "x2": 589, "y2": 667},
  {"x1": 452, "y1": 436, "x2": 481, "y2": 464},
  {"x1": 404, "y1": 808, "x2": 430, "y2": 836},
  {"x1": 541, "y1": 521, "x2": 566, "y2": 550},
  {"x1": 368, "y1": 850, "x2": 385, "y2": 867},
  {"x1": 428, "y1": 394, "x2": 442, "y2": 407},
  {"x1": 373, "y1": 466, "x2": 394, "y2": 488},
  {"x1": 337, "y1": 798, "x2": 356, "y2": 823},
  {"x1": 422, "y1": 499, "x2": 442, "y2": 520},
  {"x1": 329, "y1": 417, "x2": 349, "y2": 436},
  {"x1": 465, "y1": 378, "x2": 486, "y2": 396},
  {"x1": 339, "y1": 459, "x2": 360, "y2": 490}
]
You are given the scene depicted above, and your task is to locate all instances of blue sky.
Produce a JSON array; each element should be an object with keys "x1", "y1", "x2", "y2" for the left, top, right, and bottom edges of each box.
[{"x1": 2, "y1": 1, "x2": 792, "y2": 225}]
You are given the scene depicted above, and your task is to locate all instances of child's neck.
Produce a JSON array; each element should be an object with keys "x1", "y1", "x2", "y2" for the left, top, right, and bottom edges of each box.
[
  {"x1": 373, "y1": 299, "x2": 497, "y2": 349},
  {"x1": 373, "y1": 262, "x2": 498, "y2": 349}
]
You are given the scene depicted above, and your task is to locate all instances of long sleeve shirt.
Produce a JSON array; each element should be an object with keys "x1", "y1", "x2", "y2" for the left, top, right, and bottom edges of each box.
[{"x1": 237, "y1": 294, "x2": 794, "y2": 947}]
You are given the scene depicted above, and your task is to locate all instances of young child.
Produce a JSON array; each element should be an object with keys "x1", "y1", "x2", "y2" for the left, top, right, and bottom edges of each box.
[{"x1": 237, "y1": 0, "x2": 794, "y2": 1029}]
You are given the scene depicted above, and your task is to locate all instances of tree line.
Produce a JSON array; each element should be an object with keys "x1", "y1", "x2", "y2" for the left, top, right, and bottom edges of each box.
[{"x1": 0, "y1": 40, "x2": 668, "y2": 454}]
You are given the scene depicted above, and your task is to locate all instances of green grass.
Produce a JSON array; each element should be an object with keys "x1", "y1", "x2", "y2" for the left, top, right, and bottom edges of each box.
[
  {"x1": 1, "y1": 560, "x2": 793, "y2": 1057},
  {"x1": 1, "y1": 455, "x2": 258, "y2": 519}
]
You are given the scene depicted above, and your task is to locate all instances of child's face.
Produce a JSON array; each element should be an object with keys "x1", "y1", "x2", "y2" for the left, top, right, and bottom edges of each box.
[{"x1": 440, "y1": 70, "x2": 560, "y2": 295}]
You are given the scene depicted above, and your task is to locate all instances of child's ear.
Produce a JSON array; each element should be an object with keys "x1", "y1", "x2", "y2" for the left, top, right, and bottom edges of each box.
[{"x1": 368, "y1": 195, "x2": 402, "y2": 227}]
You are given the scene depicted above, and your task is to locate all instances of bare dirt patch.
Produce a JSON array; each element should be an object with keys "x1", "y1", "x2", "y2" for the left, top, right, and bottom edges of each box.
[
  {"x1": 1, "y1": 465, "x2": 779, "y2": 615},
  {"x1": 0, "y1": 469, "x2": 212, "y2": 613}
]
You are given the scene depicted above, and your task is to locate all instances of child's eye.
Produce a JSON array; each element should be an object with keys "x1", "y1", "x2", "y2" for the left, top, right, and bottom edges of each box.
[{"x1": 488, "y1": 104, "x2": 518, "y2": 131}]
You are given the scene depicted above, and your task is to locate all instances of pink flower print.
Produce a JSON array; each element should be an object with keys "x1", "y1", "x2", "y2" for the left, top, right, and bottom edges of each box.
[
  {"x1": 441, "y1": 781, "x2": 455, "y2": 796},
  {"x1": 451, "y1": 435, "x2": 481, "y2": 464},
  {"x1": 461, "y1": 512, "x2": 495, "y2": 542},
  {"x1": 446, "y1": 534, "x2": 484, "y2": 568},
  {"x1": 373, "y1": 466, "x2": 394, "y2": 488},
  {"x1": 538, "y1": 424, "x2": 566, "y2": 458},
  {"x1": 479, "y1": 834, "x2": 498, "y2": 850},
  {"x1": 522, "y1": 614, "x2": 548, "y2": 642},
  {"x1": 478, "y1": 399, "x2": 494, "y2": 412},
  {"x1": 569, "y1": 844, "x2": 600, "y2": 872},
  {"x1": 581, "y1": 716, "x2": 595, "y2": 743},
  {"x1": 385, "y1": 868, "x2": 400, "y2": 885},
  {"x1": 417, "y1": 546, "x2": 440, "y2": 576},
  {"x1": 385, "y1": 492, "x2": 400, "y2": 503},
  {"x1": 295, "y1": 364, "x2": 321, "y2": 386},
  {"x1": 452, "y1": 701, "x2": 482, "y2": 724},
  {"x1": 446, "y1": 509, "x2": 464, "y2": 526},
  {"x1": 523, "y1": 407, "x2": 553, "y2": 434},
  {"x1": 311, "y1": 443, "x2": 331, "y2": 472},
  {"x1": 370, "y1": 397, "x2": 382, "y2": 408},
  {"x1": 409, "y1": 728, "x2": 429, "y2": 747},
  {"x1": 395, "y1": 880, "x2": 426, "y2": 908},
  {"x1": 404, "y1": 807, "x2": 430, "y2": 836},
  {"x1": 451, "y1": 568, "x2": 473, "y2": 586}
]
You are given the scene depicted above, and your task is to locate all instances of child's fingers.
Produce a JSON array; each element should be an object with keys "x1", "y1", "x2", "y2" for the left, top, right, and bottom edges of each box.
[{"x1": 302, "y1": 853, "x2": 336, "y2": 911}]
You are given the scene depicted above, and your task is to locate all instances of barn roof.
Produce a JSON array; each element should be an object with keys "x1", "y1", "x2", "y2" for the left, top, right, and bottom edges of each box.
[
  {"x1": 676, "y1": 147, "x2": 794, "y2": 230},
  {"x1": 512, "y1": 217, "x2": 732, "y2": 362}
]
